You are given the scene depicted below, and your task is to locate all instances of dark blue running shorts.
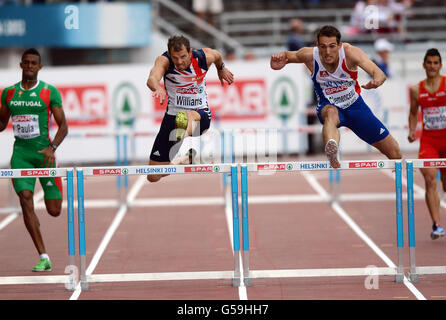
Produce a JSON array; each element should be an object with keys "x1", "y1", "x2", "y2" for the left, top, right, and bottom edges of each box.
[
  {"x1": 316, "y1": 96, "x2": 389, "y2": 145},
  {"x1": 149, "y1": 108, "x2": 212, "y2": 162}
]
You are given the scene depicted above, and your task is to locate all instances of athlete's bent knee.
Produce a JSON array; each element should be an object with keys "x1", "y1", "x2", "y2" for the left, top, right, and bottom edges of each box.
[
  {"x1": 147, "y1": 174, "x2": 161, "y2": 183},
  {"x1": 45, "y1": 199, "x2": 62, "y2": 217},
  {"x1": 47, "y1": 207, "x2": 61, "y2": 217},
  {"x1": 322, "y1": 106, "x2": 339, "y2": 124}
]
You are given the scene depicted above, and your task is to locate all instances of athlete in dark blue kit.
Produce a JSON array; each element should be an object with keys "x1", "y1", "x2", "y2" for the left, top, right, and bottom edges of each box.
[{"x1": 146, "y1": 35, "x2": 234, "y2": 182}]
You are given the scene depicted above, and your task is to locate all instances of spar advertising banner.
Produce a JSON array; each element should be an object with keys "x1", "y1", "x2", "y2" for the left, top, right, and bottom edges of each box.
[{"x1": 0, "y1": 59, "x2": 311, "y2": 165}]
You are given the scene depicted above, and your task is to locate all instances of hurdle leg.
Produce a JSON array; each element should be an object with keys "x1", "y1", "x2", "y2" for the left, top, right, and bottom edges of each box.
[
  {"x1": 123, "y1": 133, "x2": 129, "y2": 190},
  {"x1": 241, "y1": 165, "x2": 251, "y2": 286},
  {"x1": 115, "y1": 133, "x2": 124, "y2": 206},
  {"x1": 394, "y1": 161, "x2": 404, "y2": 282},
  {"x1": 231, "y1": 165, "x2": 241, "y2": 287},
  {"x1": 335, "y1": 169, "x2": 341, "y2": 204},
  {"x1": 77, "y1": 169, "x2": 89, "y2": 290},
  {"x1": 406, "y1": 161, "x2": 418, "y2": 282},
  {"x1": 222, "y1": 130, "x2": 229, "y2": 206},
  {"x1": 66, "y1": 169, "x2": 76, "y2": 291}
]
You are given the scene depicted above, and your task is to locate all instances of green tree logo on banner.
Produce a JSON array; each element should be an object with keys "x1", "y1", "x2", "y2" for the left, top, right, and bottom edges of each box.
[
  {"x1": 270, "y1": 76, "x2": 298, "y2": 121},
  {"x1": 112, "y1": 82, "x2": 140, "y2": 128}
]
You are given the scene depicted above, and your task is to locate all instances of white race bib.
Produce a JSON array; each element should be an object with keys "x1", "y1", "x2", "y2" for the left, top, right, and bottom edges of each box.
[
  {"x1": 423, "y1": 106, "x2": 446, "y2": 130},
  {"x1": 12, "y1": 115, "x2": 40, "y2": 139}
]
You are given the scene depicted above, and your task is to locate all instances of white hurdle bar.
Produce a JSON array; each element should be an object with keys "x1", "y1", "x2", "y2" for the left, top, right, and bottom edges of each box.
[
  {"x1": 75, "y1": 163, "x2": 241, "y2": 290},
  {"x1": 406, "y1": 158, "x2": 446, "y2": 282},
  {"x1": 239, "y1": 159, "x2": 405, "y2": 285}
]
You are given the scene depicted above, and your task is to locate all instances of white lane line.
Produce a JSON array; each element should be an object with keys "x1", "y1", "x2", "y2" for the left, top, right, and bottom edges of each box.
[
  {"x1": 303, "y1": 171, "x2": 427, "y2": 300},
  {"x1": 69, "y1": 175, "x2": 146, "y2": 300},
  {"x1": 0, "y1": 191, "x2": 44, "y2": 231},
  {"x1": 88, "y1": 271, "x2": 234, "y2": 283},
  {"x1": 0, "y1": 213, "x2": 19, "y2": 231}
]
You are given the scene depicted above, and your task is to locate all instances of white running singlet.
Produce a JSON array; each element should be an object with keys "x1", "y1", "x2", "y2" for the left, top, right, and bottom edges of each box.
[
  {"x1": 311, "y1": 44, "x2": 361, "y2": 109},
  {"x1": 163, "y1": 49, "x2": 209, "y2": 116}
]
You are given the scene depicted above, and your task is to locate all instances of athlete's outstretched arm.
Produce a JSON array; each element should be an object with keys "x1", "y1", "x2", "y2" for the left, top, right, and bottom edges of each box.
[
  {"x1": 0, "y1": 103, "x2": 10, "y2": 132},
  {"x1": 203, "y1": 48, "x2": 234, "y2": 86},
  {"x1": 408, "y1": 84, "x2": 420, "y2": 143},
  {"x1": 270, "y1": 47, "x2": 313, "y2": 70},
  {"x1": 347, "y1": 44, "x2": 386, "y2": 89},
  {"x1": 147, "y1": 55, "x2": 170, "y2": 104}
]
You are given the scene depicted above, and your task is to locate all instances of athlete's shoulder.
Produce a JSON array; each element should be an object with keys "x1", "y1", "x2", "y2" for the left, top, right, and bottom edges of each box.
[
  {"x1": 342, "y1": 42, "x2": 355, "y2": 50},
  {"x1": 193, "y1": 48, "x2": 206, "y2": 55},
  {"x1": 409, "y1": 82, "x2": 420, "y2": 97},
  {"x1": 2, "y1": 82, "x2": 20, "y2": 91},
  {"x1": 1, "y1": 82, "x2": 19, "y2": 98},
  {"x1": 40, "y1": 81, "x2": 59, "y2": 92},
  {"x1": 342, "y1": 42, "x2": 364, "y2": 57},
  {"x1": 297, "y1": 47, "x2": 315, "y2": 61}
]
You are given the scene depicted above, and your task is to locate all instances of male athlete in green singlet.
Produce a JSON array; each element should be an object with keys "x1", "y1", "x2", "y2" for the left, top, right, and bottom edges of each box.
[{"x1": 0, "y1": 48, "x2": 68, "y2": 272}]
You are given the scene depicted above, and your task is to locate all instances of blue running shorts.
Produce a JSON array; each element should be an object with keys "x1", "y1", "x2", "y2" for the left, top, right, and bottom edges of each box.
[{"x1": 316, "y1": 96, "x2": 389, "y2": 145}]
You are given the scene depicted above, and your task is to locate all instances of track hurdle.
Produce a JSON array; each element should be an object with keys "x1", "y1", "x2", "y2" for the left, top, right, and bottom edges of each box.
[
  {"x1": 0, "y1": 168, "x2": 76, "y2": 273},
  {"x1": 239, "y1": 159, "x2": 405, "y2": 285},
  {"x1": 75, "y1": 163, "x2": 241, "y2": 290},
  {"x1": 406, "y1": 159, "x2": 446, "y2": 282}
]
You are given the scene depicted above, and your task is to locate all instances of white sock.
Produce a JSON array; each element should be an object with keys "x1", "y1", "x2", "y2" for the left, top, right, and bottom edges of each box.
[{"x1": 40, "y1": 254, "x2": 50, "y2": 260}]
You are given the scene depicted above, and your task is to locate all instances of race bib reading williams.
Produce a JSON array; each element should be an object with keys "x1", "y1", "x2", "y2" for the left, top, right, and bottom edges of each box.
[{"x1": 176, "y1": 96, "x2": 203, "y2": 107}]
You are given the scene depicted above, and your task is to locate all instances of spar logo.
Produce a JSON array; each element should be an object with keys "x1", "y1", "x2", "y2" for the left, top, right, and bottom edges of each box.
[
  {"x1": 348, "y1": 161, "x2": 379, "y2": 168},
  {"x1": 185, "y1": 166, "x2": 214, "y2": 173},
  {"x1": 92, "y1": 168, "x2": 122, "y2": 175},
  {"x1": 21, "y1": 169, "x2": 56, "y2": 177},
  {"x1": 325, "y1": 84, "x2": 348, "y2": 95},
  {"x1": 424, "y1": 160, "x2": 446, "y2": 168},
  {"x1": 257, "y1": 163, "x2": 286, "y2": 171},
  {"x1": 58, "y1": 85, "x2": 108, "y2": 126}
]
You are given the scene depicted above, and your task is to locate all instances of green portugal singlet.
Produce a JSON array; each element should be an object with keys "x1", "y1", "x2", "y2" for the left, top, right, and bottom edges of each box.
[{"x1": 1, "y1": 80, "x2": 63, "y2": 199}]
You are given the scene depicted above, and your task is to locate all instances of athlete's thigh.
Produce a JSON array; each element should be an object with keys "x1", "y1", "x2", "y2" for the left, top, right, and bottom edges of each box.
[
  {"x1": 422, "y1": 135, "x2": 446, "y2": 177},
  {"x1": 150, "y1": 113, "x2": 183, "y2": 162},
  {"x1": 39, "y1": 176, "x2": 63, "y2": 200},
  {"x1": 10, "y1": 147, "x2": 37, "y2": 194},
  {"x1": 345, "y1": 97, "x2": 389, "y2": 144}
]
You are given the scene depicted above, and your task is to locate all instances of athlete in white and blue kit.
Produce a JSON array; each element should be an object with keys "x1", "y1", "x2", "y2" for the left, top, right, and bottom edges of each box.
[
  {"x1": 271, "y1": 25, "x2": 401, "y2": 168},
  {"x1": 146, "y1": 35, "x2": 234, "y2": 182}
]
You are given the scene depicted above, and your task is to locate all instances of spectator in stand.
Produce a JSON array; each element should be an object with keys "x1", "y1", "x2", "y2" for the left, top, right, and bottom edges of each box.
[
  {"x1": 372, "y1": 38, "x2": 395, "y2": 78},
  {"x1": 192, "y1": 0, "x2": 223, "y2": 28},
  {"x1": 362, "y1": 38, "x2": 395, "y2": 125},
  {"x1": 350, "y1": 0, "x2": 411, "y2": 35},
  {"x1": 287, "y1": 18, "x2": 306, "y2": 51}
]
